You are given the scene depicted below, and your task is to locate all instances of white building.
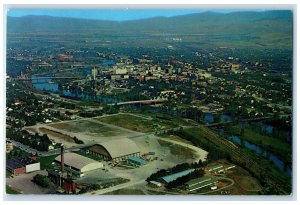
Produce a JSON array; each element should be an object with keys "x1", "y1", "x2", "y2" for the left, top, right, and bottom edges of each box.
[
  {"x1": 17, "y1": 158, "x2": 41, "y2": 173},
  {"x1": 55, "y1": 152, "x2": 103, "y2": 175}
]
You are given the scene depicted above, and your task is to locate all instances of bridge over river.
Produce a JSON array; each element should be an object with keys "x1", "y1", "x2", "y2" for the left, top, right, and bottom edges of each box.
[{"x1": 109, "y1": 99, "x2": 167, "y2": 106}]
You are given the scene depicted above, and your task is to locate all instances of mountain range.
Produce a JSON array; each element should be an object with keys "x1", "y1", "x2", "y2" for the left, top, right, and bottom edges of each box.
[{"x1": 7, "y1": 10, "x2": 293, "y2": 49}]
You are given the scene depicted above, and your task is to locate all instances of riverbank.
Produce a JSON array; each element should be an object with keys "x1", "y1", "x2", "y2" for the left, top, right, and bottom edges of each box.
[{"x1": 226, "y1": 124, "x2": 292, "y2": 164}]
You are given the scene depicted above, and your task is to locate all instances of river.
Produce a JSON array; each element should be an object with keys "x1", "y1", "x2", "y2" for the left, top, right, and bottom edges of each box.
[
  {"x1": 31, "y1": 75, "x2": 292, "y2": 177},
  {"x1": 203, "y1": 112, "x2": 291, "y2": 176}
]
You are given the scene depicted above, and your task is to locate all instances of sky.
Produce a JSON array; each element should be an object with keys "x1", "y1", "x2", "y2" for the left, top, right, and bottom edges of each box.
[{"x1": 6, "y1": 9, "x2": 257, "y2": 21}]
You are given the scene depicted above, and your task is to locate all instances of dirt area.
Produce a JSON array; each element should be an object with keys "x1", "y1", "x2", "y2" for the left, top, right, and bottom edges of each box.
[
  {"x1": 160, "y1": 134, "x2": 193, "y2": 145},
  {"x1": 25, "y1": 118, "x2": 140, "y2": 145},
  {"x1": 39, "y1": 127, "x2": 75, "y2": 143},
  {"x1": 49, "y1": 120, "x2": 135, "y2": 139},
  {"x1": 157, "y1": 139, "x2": 197, "y2": 160},
  {"x1": 49, "y1": 122, "x2": 72, "y2": 130},
  {"x1": 6, "y1": 170, "x2": 56, "y2": 194},
  {"x1": 234, "y1": 176, "x2": 262, "y2": 192}
]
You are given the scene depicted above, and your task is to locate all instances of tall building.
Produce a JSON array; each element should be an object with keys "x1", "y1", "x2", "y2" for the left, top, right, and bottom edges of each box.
[{"x1": 92, "y1": 67, "x2": 97, "y2": 80}]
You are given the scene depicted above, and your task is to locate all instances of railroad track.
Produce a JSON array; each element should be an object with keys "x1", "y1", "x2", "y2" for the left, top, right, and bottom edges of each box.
[{"x1": 198, "y1": 127, "x2": 290, "y2": 192}]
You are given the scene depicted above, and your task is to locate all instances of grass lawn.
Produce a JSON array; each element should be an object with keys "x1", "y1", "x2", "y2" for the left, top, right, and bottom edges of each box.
[
  {"x1": 6, "y1": 170, "x2": 11, "y2": 178},
  {"x1": 234, "y1": 176, "x2": 262, "y2": 192},
  {"x1": 141, "y1": 112, "x2": 193, "y2": 127},
  {"x1": 96, "y1": 113, "x2": 177, "y2": 132},
  {"x1": 6, "y1": 185, "x2": 20, "y2": 194},
  {"x1": 37, "y1": 155, "x2": 59, "y2": 170}
]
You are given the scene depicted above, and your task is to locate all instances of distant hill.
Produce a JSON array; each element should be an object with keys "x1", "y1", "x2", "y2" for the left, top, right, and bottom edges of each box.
[{"x1": 7, "y1": 10, "x2": 293, "y2": 49}]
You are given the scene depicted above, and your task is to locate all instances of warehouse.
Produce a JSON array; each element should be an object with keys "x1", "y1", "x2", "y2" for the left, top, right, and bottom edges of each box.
[
  {"x1": 6, "y1": 157, "x2": 40, "y2": 175},
  {"x1": 186, "y1": 176, "x2": 218, "y2": 192},
  {"x1": 206, "y1": 163, "x2": 236, "y2": 173},
  {"x1": 160, "y1": 169, "x2": 195, "y2": 184},
  {"x1": 89, "y1": 138, "x2": 140, "y2": 162},
  {"x1": 127, "y1": 156, "x2": 147, "y2": 166},
  {"x1": 186, "y1": 176, "x2": 212, "y2": 188},
  {"x1": 206, "y1": 164, "x2": 223, "y2": 172},
  {"x1": 6, "y1": 160, "x2": 25, "y2": 175},
  {"x1": 187, "y1": 178, "x2": 218, "y2": 192},
  {"x1": 17, "y1": 157, "x2": 40, "y2": 173},
  {"x1": 54, "y1": 152, "x2": 103, "y2": 177}
]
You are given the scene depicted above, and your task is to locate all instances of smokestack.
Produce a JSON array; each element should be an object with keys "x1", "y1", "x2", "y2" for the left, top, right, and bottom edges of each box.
[{"x1": 61, "y1": 144, "x2": 64, "y2": 175}]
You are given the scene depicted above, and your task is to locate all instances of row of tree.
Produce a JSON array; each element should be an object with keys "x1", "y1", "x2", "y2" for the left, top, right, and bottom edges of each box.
[{"x1": 7, "y1": 128, "x2": 53, "y2": 151}]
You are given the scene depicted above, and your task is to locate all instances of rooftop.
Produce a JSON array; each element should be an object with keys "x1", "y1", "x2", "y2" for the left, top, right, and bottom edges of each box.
[
  {"x1": 161, "y1": 169, "x2": 195, "y2": 184},
  {"x1": 186, "y1": 176, "x2": 211, "y2": 186},
  {"x1": 127, "y1": 156, "x2": 147, "y2": 165},
  {"x1": 6, "y1": 160, "x2": 24, "y2": 170},
  {"x1": 16, "y1": 157, "x2": 39, "y2": 166},
  {"x1": 55, "y1": 152, "x2": 102, "y2": 171},
  {"x1": 207, "y1": 164, "x2": 223, "y2": 170},
  {"x1": 189, "y1": 179, "x2": 218, "y2": 191},
  {"x1": 97, "y1": 138, "x2": 140, "y2": 159}
]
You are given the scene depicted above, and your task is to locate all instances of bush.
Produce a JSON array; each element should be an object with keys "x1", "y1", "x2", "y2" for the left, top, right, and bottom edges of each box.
[{"x1": 33, "y1": 174, "x2": 52, "y2": 188}]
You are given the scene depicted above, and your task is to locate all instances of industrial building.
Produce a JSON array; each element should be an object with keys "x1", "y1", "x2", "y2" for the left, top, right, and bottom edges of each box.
[
  {"x1": 160, "y1": 169, "x2": 195, "y2": 184},
  {"x1": 17, "y1": 157, "x2": 41, "y2": 173},
  {"x1": 6, "y1": 157, "x2": 40, "y2": 175},
  {"x1": 89, "y1": 138, "x2": 140, "y2": 162},
  {"x1": 54, "y1": 152, "x2": 103, "y2": 177},
  {"x1": 207, "y1": 164, "x2": 223, "y2": 172},
  {"x1": 6, "y1": 160, "x2": 26, "y2": 175},
  {"x1": 206, "y1": 163, "x2": 236, "y2": 174},
  {"x1": 127, "y1": 156, "x2": 147, "y2": 166},
  {"x1": 185, "y1": 176, "x2": 218, "y2": 192}
]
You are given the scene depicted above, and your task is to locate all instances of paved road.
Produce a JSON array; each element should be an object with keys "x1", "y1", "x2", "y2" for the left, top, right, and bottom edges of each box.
[{"x1": 84, "y1": 179, "x2": 146, "y2": 195}]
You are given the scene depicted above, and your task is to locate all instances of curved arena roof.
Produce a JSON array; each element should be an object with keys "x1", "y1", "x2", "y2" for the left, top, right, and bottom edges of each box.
[
  {"x1": 55, "y1": 152, "x2": 103, "y2": 173},
  {"x1": 97, "y1": 138, "x2": 140, "y2": 159}
]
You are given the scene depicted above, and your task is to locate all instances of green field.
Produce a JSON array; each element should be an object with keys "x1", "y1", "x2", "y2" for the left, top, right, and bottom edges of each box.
[
  {"x1": 49, "y1": 120, "x2": 130, "y2": 137},
  {"x1": 96, "y1": 113, "x2": 186, "y2": 132}
]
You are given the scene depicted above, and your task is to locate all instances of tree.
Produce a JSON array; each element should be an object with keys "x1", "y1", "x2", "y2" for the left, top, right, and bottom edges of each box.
[
  {"x1": 33, "y1": 174, "x2": 52, "y2": 188},
  {"x1": 214, "y1": 114, "x2": 221, "y2": 123},
  {"x1": 240, "y1": 127, "x2": 245, "y2": 137}
]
